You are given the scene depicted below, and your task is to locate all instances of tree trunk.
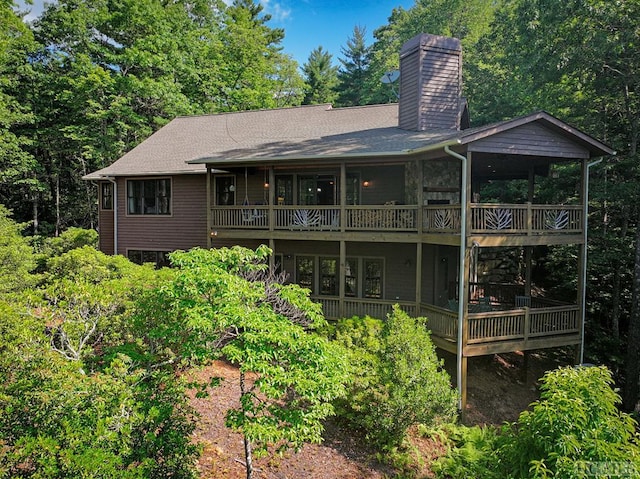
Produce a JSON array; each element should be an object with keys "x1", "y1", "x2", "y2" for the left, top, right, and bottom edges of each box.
[
  {"x1": 32, "y1": 195, "x2": 38, "y2": 235},
  {"x1": 240, "y1": 371, "x2": 254, "y2": 479},
  {"x1": 623, "y1": 215, "x2": 640, "y2": 411},
  {"x1": 55, "y1": 174, "x2": 61, "y2": 237}
]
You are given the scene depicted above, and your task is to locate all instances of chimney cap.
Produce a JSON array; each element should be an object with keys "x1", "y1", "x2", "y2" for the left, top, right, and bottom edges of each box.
[{"x1": 400, "y1": 33, "x2": 461, "y2": 59}]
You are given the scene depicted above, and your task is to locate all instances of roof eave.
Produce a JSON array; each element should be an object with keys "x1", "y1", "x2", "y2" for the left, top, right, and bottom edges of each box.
[
  {"x1": 188, "y1": 139, "x2": 463, "y2": 167},
  {"x1": 82, "y1": 168, "x2": 208, "y2": 180}
]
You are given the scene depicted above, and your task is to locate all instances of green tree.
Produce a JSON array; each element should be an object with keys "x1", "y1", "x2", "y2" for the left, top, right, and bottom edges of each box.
[
  {"x1": 0, "y1": 204, "x2": 35, "y2": 295},
  {"x1": 8, "y1": 0, "x2": 302, "y2": 232},
  {"x1": 487, "y1": 0, "x2": 640, "y2": 409},
  {"x1": 335, "y1": 25, "x2": 371, "y2": 107},
  {"x1": 0, "y1": 300, "x2": 198, "y2": 478},
  {"x1": 364, "y1": 0, "x2": 500, "y2": 106},
  {"x1": 302, "y1": 46, "x2": 338, "y2": 105},
  {"x1": 0, "y1": 3, "x2": 42, "y2": 225},
  {"x1": 333, "y1": 307, "x2": 458, "y2": 448},
  {"x1": 152, "y1": 246, "x2": 348, "y2": 479}
]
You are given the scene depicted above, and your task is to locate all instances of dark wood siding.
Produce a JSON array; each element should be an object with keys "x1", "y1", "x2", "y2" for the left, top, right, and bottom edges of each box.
[
  {"x1": 469, "y1": 123, "x2": 590, "y2": 158},
  {"x1": 399, "y1": 49, "x2": 420, "y2": 131},
  {"x1": 358, "y1": 165, "x2": 405, "y2": 205},
  {"x1": 399, "y1": 33, "x2": 462, "y2": 131},
  {"x1": 116, "y1": 174, "x2": 208, "y2": 255},
  {"x1": 98, "y1": 184, "x2": 115, "y2": 255},
  {"x1": 418, "y1": 50, "x2": 460, "y2": 130}
]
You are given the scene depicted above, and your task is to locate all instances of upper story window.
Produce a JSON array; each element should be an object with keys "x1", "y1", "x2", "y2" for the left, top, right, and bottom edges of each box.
[
  {"x1": 127, "y1": 179, "x2": 171, "y2": 215},
  {"x1": 101, "y1": 182, "x2": 113, "y2": 210},
  {"x1": 215, "y1": 176, "x2": 236, "y2": 206}
]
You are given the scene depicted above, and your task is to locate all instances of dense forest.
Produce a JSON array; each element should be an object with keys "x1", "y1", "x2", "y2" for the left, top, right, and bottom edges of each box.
[{"x1": 1, "y1": 0, "x2": 640, "y2": 476}]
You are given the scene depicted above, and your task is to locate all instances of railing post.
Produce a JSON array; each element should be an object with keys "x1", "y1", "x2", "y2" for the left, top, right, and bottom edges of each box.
[
  {"x1": 524, "y1": 306, "x2": 530, "y2": 343},
  {"x1": 268, "y1": 167, "x2": 275, "y2": 231},
  {"x1": 527, "y1": 202, "x2": 532, "y2": 235}
]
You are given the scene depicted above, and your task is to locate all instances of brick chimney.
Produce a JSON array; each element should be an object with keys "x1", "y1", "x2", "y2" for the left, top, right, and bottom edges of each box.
[{"x1": 398, "y1": 33, "x2": 465, "y2": 131}]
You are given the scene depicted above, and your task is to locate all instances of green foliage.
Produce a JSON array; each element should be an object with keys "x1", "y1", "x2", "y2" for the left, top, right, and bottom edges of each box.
[
  {"x1": 302, "y1": 46, "x2": 339, "y2": 105},
  {"x1": 335, "y1": 25, "x2": 371, "y2": 107},
  {"x1": 0, "y1": 3, "x2": 40, "y2": 210},
  {"x1": 37, "y1": 226, "x2": 99, "y2": 258},
  {"x1": 0, "y1": 204, "x2": 35, "y2": 295},
  {"x1": 501, "y1": 366, "x2": 640, "y2": 478},
  {"x1": 34, "y1": 245, "x2": 164, "y2": 365},
  {"x1": 365, "y1": 0, "x2": 500, "y2": 105},
  {"x1": 436, "y1": 366, "x2": 640, "y2": 479},
  {"x1": 333, "y1": 307, "x2": 458, "y2": 448},
  {"x1": 145, "y1": 245, "x2": 348, "y2": 477},
  {"x1": 0, "y1": 300, "x2": 198, "y2": 478},
  {"x1": 433, "y1": 424, "x2": 502, "y2": 479}
]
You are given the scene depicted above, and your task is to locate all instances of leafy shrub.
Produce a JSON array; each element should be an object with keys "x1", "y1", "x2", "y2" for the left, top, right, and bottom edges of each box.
[
  {"x1": 435, "y1": 366, "x2": 640, "y2": 479},
  {"x1": 333, "y1": 306, "x2": 458, "y2": 448},
  {"x1": 500, "y1": 365, "x2": 640, "y2": 478},
  {"x1": 432, "y1": 424, "x2": 502, "y2": 479},
  {"x1": 0, "y1": 204, "x2": 35, "y2": 295},
  {"x1": 0, "y1": 301, "x2": 198, "y2": 478}
]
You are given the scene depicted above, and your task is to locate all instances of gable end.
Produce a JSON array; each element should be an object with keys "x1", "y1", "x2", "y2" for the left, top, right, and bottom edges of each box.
[{"x1": 467, "y1": 122, "x2": 591, "y2": 158}]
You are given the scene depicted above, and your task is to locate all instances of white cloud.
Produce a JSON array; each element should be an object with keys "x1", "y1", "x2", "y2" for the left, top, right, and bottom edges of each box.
[{"x1": 262, "y1": 0, "x2": 292, "y2": 23}]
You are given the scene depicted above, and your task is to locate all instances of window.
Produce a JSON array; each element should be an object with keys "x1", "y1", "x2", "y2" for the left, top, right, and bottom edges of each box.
[
  {"x1": 101, "y1": 182, "x2": 113, "y2": 210},
  {"x1": 320, "y1": 258, "x2": 338, "y2": 296},
  {"x1": 127, "y1": 179, "x2": 171, "y2": 215},
  {"x1": 299, "y1": 175, "x2": 336, "y2": 205},
  {"x1": 295, "y1": 256, "x2": 314, "y2": 292},
  {"x1": 127, "y1": 250, "x2": 171, "y2": 268},
  {"x1": 345, "y1": 258, "x2": 358, "y2": 297},
  {"x1": 275, "y1": 175, "x2": 293, "y2": 205},
  {"x1": 364, "y1": 259, "x2": 383, "y2": 298},
  {"x1": 295, "y1": 256, "x2": 372, "y2": 298},
  {"x1": 215, "y1": 176, "x2": 235, "y2": 206},
  {"x1": 346, "y1": 173, "x2": 361, "y2": 205}
]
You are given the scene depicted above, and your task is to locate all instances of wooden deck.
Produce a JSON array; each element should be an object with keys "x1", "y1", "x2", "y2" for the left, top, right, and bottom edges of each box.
[
  {"x1": 316, "y1": 297, "x2": 580, "y2": 357},
  {"x1": 210, "y1": 203, "x2": 583, "y2": 240}
]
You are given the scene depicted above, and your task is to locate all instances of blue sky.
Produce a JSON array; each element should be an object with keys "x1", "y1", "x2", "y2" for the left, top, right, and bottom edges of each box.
[{"x1": 16, "y1": 0, "x2": 415, "y2": 67}]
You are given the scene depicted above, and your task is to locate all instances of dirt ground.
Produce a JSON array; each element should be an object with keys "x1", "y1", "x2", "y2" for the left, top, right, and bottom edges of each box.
[{"x1": 187, "y1": 348, "x2": 574, "y2": 479}]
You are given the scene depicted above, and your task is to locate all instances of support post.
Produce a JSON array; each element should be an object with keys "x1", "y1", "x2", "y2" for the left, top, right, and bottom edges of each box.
[
  {"x1": 416, "y1": 243, "x2": 422, "y2": 311},
  {"x1": 268, "y1": 167, "x2": 275, "y2": 232},
  {"x1": 206, "y1": 166, "x2": 211, "y2": 248},
  {"x1": 339, "y1": 240, "x2": 346, "y2": 318}
]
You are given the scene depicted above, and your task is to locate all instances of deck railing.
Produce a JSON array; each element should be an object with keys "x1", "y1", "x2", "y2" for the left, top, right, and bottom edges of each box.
[
  {"x1": 314, "y1": 296, "x2": 578, "y2": 347},
  {"x1": 420, "y1": 303, "x2": 458, "y2": 340},
  {"x1": 470, "y1": 203, "x2": 582, "y2": 235},
  {"x1": 211, "y1": 203, "x2": 583, "y2": 236},
  {"x1": 467, "y1": 305, "x2": 579, "y2": 344},
  {"x1": 313, "y1": 296, "x2": 417, "y2": 320}
]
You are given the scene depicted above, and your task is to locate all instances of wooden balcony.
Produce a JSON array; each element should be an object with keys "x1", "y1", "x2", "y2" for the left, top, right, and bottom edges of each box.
[
  {"x1": 210, "y1": 203, "x2": 583, "y2": 241},
  {"x1": 421, "y1": 302, "x2": 580, "y2": 357},
  {"x1": 312, "y1": 296, "x2": 580, "y2": 357}
]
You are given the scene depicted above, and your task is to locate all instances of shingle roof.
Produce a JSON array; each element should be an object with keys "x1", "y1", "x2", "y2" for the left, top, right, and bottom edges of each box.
[
  {"x1": 83, "y1": 103, "x2": 458, "y2": 179},
  {"x1": 83, "y1": 105, "x2": 614, "y2": 180}
]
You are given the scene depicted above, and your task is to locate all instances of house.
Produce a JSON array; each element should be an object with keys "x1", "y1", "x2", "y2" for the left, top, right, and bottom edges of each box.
[{"x1": 84, "y1": 33, "x2": 614, "y2": 409}]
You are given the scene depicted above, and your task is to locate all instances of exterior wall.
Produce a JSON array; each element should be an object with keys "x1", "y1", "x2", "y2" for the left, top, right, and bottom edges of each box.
[
  {"x1": 399, "y1": 34, "x2": 462, "y2": 131},
  {"x1": 357, "y1": 165, "x2": 405, "y2": 205},
  {"x1": 115, "y1": 174, "x2": 208, "y2": 255},
  {"x1": 423, "y1": 158, "x2": 461, "y2": 204},
  {"x1": 468, "y1": 123, "x2": 590, "y2": 158},
  {"x1": 214, "y1": 165, "x2": 408, "y2": 207},
  {"x1": 98, "y1": 187, "x2": 115, "y2": 255},
  {"x1": 272, "y1": 240, "x2": 421, "y2": 302},
  {"x1": 422, "y1": 244, "x2": 458, "y2": 306}
]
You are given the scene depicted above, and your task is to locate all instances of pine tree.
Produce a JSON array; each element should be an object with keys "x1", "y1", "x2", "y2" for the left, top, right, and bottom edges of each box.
[
  {"x1": 336, "y1": 25, "x2": 371, "y2": 107},
  {"x1": 302, "y1": 46, "x2": 338, "y2": 105}
]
